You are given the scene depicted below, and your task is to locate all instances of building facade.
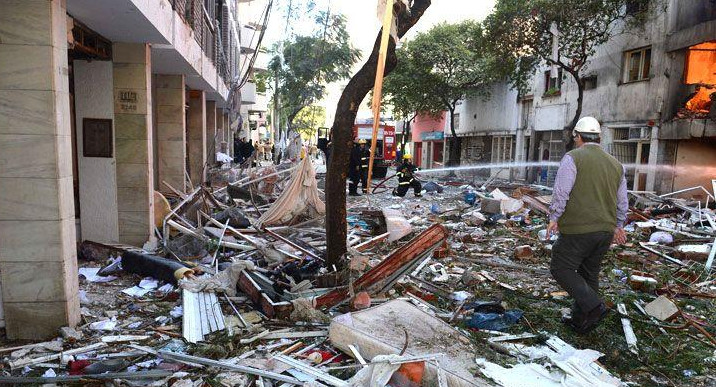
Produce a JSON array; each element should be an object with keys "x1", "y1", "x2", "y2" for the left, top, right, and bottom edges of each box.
[
  {"x1": 448, "y1": 0, "x2": 715, "y2": 192},
  {"x1": 409, "y1": 113, "x2": 446, "y2": 169},
  {"x1": 449, "y1": 83, "x2": 526, "y2": 180},
  {"x1": 0, "y1": 0, "x2": 262, "y2": 338}
]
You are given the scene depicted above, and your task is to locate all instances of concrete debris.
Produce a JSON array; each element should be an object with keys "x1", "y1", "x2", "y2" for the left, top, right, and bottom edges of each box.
[
  {"x1": 5, "y1": 157, "x2": 712, "y2": 386},
  {"x1": 513, "y1": 245, "x2": 535, "y2": 261},
  {"x1": 644, "y1": 295, "x2": 680, "y2": 321}
]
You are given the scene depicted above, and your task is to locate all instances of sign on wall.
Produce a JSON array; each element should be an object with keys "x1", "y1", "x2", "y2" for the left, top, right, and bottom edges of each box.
[
  {"x1": 83, "y1": 118, "x2": 113, "y2": 158},
  {"x1": 421, "y1": 131, "x2": 444, "y2": 141},
  {"x1": 115, "y1": 90, "x2": 139, "y2": 113}
]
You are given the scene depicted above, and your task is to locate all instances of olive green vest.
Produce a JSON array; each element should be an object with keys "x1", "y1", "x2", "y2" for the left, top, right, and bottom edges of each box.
[{"x1": 558, "y1": 144, "x2": 623, "y2": 234}]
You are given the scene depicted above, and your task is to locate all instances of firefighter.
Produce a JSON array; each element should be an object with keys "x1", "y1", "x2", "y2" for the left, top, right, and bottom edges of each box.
[
  {"x1": 358, "y1": 139, "x2": 371, "y2": 194},
  {"x1": 393, "y1": 154, "x2": 422, "y2": 197},
  {"x1": 348, "y1": 140, "x2": 362, "y2": 196}
]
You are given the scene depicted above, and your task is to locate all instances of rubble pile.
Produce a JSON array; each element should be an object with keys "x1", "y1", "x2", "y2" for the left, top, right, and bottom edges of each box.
[{"x1": 0, "y1": 158, "x2": 714, "y2": 387}]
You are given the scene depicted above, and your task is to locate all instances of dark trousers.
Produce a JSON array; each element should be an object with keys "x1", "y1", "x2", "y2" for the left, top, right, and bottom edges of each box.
[
  {"x1": 550, "y1": 231, "x2": 612, "y2": 314},
  {"x1": 349, "y1": 169, "x2": 368, "y2": 194},
  {"x1": 393, "y1": 180, "x2": 421, "y2": 197},
  {"x1": 359, "y1": 169, "x2": 368, "y2": 193}
]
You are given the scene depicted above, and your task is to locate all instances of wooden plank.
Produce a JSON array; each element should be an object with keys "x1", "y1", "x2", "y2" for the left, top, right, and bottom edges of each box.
[
  {"x1": 182, "y1": 289, "x2": 203, "y2": 343},
  {"x1": 315, "y1": 224, "x2": 449, "y2": 309},
  {"x1": 199, "y1": 291, "x2": 213, "y2": 335},
  {"x1": 262, "y1": 330, "x2": 328, "y2": 340},
  {"x1": 209, "y1": 292, "x2": 225, "y2": 331}
]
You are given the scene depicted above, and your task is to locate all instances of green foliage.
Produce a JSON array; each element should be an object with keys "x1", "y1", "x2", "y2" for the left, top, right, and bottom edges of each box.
[
  {"x1": 254, "y1": 70, "x2": 269, "y2": 94},
  {"x1": 485, "y1": 0, "x2": 652, "y2": 96},
  {"x1": 383, "y1": 21, "x2": 503, "y2": 136},
  {"x1": 382, "y1": 20, "x2": 504, "y2": 165},
  {"x1": 293, "y1": 105, "x2": 326, "y2": 141},
  {"x1": 269, "y1": 11, "x2": 360, "y2": 130}
]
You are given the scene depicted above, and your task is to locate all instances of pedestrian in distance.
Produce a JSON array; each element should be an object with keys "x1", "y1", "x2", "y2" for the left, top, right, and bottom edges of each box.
[
  {"x1": 546, "y1": 116, "x2": 628, "y2": 335},
  {"x1": 392, "y1": 154, "x2": 422, "y2": 198}
]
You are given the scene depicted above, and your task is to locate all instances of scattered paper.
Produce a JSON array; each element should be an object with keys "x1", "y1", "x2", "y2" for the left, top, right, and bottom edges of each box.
[
  {"x1": 78, "y1": 267, "x2": 118, "y2": 283},
  {"x1": 89, "y1": 319, "x2": 117, "y2": 331},
  {"x1": 79, "y1": 290, "x2": 91, "y2": 305},
  {"x1": 42, "y1": 369, "x2": 57, "y2": 378},
  {"x1": 139, "y1": 278, "x2": 159, "y2": 289},
  {"x1": 170, "y1": 305, "x2": 184, "y2": 318},
  {"x1": 122, "y1": 286, "x2": 152, "y2": 298}
]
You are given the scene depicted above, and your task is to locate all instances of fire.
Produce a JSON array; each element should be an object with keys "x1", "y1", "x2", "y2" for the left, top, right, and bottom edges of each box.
[
  {"x1": 679, "y1": 42, "x2": 716, "y2": 118},
  {"x1": 685, "y1": 42, "x2": 716, "y2": 85},
  {"x1": 684, "y1": 86, "x2": 714, "y2": 113}
]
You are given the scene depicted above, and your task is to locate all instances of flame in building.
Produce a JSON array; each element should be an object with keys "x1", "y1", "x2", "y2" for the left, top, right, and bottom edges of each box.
[
  {"x1": 684, "y1": 86, "x2": 714, "y2": 113},
  {"x1": 679, "y1": 42, "x2": 716, "y2": 117}
]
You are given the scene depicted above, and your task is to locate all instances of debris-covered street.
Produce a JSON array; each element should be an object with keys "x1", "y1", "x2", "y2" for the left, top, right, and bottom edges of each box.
[
  {"x1": 1, "y1": 156, "x2": 713, "y2": 386},
  {"x1": 1, "y1": 0, "x2": 715, "y2": 386}
]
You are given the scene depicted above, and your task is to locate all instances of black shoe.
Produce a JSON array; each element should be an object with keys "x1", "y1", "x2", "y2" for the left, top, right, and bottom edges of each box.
[
  {"x1": 348, "y1": 192, "x2": 361, "y2": 197},
  {"x1": 573, "y1": 303, "x2": 608, "y2": 334},
  {"x1": 415, "y1": 193, "x2": 422, "y2": 198}
]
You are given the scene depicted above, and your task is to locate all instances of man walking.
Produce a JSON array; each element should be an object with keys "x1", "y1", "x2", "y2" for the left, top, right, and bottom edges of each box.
[{"x1": 546, "y1": 116, "x2": 628, "y2": 334}]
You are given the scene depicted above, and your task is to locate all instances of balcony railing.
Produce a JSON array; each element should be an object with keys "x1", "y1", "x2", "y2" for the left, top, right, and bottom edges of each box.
[{"x1": 171, "y1": 0, "x2": 233, "y2": 86}]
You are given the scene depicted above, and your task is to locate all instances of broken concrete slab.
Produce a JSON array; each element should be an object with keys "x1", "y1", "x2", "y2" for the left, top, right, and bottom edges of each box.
[
  {"x1": 329, "y1": 299, "x2": 490, "y2": 387},
  {"x1": 644, "y1": 295, "x2": 680, "y2": 321}
]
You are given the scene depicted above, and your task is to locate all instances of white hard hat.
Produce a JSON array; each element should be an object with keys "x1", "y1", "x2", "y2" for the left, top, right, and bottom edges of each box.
[{"x1": 573, "y1": 116, "x2": 601, "y2": 136}]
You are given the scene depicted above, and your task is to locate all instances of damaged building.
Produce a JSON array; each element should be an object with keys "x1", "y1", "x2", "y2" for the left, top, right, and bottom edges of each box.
[
  {"x1": 447, "y1": 0, "x2": 715, "y2": 193},
  {"x1": 0, "y1": 0, "x2": 264, "y2": 339}
]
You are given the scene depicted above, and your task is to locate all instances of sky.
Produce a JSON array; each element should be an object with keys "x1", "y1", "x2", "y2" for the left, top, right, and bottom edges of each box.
[{"x1": 242, "y1": 0, "x2": 498, "y2": 123}]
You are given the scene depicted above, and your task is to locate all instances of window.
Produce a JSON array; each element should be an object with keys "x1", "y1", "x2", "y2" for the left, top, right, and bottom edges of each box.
[
  {"x1": 584, "y1": 75, "x2": 598, "y2": 90},
  {"x1": 543, "y1": 69, "x2": 563, "y2": 95},
  {"x1": 626, "y1": 0, "x2": 648, "y2": 16},
  {"x1": 623, "y1": 47, "x2": 651, "y2": 82},
  {"x1": 491, "y1": 136, "x2": 514, "y2": 164},
  {"x1": 452, "y1": 113, "x2": 460, "y2": 131}
]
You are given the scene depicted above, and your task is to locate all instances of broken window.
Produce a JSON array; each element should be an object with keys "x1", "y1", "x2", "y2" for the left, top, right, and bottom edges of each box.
[
  {"x1": 679, "y1": 42, "x2": 716, "y2": 118},
  {"x1": 583, "y1": 75, "x2": 598, "y2": 90},
  {"x1": 623, "y1": 47, "x2": 651, "y2": 82},
  {"x1": 685, "y1": 42, "x2": 716, "y2": 84},
  {"x1": 544, "y1": 69, "x2": 563, "y2": 95},
  {"x1": 626, "y1": 0, "x2": 648, "y2": 16}
]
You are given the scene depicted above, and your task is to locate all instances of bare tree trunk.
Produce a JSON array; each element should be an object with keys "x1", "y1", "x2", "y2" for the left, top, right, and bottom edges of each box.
[
  {"x1": 564, "y1": 73, "x2": 584, "y2": 152},
  {"x1": 325, "y1": 0, "x2": 431, "y2": 267},
  {"x1": 446, "y1": 106, "x2": 461, "y2": 166}
]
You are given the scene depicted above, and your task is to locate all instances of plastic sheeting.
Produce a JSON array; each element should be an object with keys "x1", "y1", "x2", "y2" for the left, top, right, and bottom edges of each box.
[
  {"x1": 382, "y1": 208, "x2": 412, "y2": 242},
  {"x1": 179, "y1": 261, "x2": 256, "y2": 296},
  {"x1": 256, "y1": 157, "x2": 325, "y2": 228}
]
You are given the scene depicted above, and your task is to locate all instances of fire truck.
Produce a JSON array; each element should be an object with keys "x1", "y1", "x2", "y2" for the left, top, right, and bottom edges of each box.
[{"x1": 317, "y1": 120, "x2": 396, "y2": 179}]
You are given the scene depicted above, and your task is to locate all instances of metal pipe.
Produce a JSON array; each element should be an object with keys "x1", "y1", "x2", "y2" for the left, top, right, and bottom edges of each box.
[{"x1": 158, "y1": 350, "x2": 303, "y2": 385}]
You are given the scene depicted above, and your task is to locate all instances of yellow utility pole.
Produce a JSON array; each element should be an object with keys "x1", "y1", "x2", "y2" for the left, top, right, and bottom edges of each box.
[{"x1": 366, "y1": 0, "x2": 394, "y2": 193}]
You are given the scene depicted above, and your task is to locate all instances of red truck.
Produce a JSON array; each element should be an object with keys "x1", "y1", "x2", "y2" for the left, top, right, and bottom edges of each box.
[
  {"x1": 353, "y1": 120, "x2": 396, "y2": 178},
  {"x1": 317, "y1": 120, "x2": 396, "y2": 178}
]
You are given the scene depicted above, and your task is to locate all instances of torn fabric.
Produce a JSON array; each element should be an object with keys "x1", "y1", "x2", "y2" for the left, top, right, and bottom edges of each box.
[
  {"x1": 256, "y1": 157, "x2": 325, "y2": 227},
  {"x1": 179, "y1": 261, "x2": 256, "y2": 296}
]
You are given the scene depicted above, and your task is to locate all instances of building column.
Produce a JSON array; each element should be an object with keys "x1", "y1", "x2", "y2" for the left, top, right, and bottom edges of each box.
[
  {"x1": 216, "y1": 107, "x2": 227, "y2": 153},
  {"x1": 646, "y1": 126, "x2": 660, "y2": 192},
  {"x1": 0, "y1": 0, "x2": 80, "y2": 339},
  {"x1": 206, "y1": 100, "x2": 217, "y2": 163},
  {"x1": 155, "y1": 75, "x2": 186, "y2": 194},
  {"x1": 187, "y1": 91, "x2": 206, "y2": 185},
  {"x1": 113, "y1": 43, "x2": 155, "y2": 246}
]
